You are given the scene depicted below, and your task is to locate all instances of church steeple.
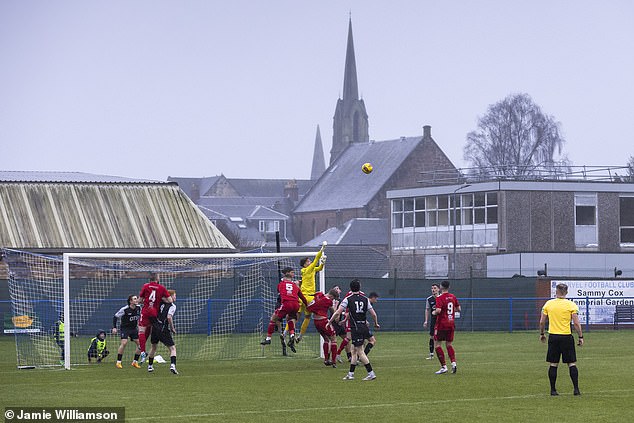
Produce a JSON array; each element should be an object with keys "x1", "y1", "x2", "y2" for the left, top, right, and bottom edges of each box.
[
  {"x1": 342, "y1": 18, "x2": 359, "y2": 102},
  {"x1": 310, "y1": 125, "x2": 326, "y2": 180},
  {"x1": 330, "y1": 17, "x2": 369, "y2": 165}
]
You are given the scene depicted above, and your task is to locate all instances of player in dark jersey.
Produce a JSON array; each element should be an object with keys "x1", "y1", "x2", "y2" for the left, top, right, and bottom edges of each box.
[
  {"x1": 328, "y1": 279, "x2": 379, "y2": 381},
  {"x1": 423, "y1": 283, "x2": 440, "y2": 360},
  {"x1": 261, "y1": 267, "x2": 307, "y2": 353},
  {"x1": 147, "y1": 290, "x2": 178, "y2": 375},
  {"x1": 432, "y1": 280, "x2": 461, "y2": 374},
  {"x1": 138, "y1": 273, "x2": 172, "y2": 362},
  {"x1": 112, "y1": 294, "x2": 142, "y2": 368}
]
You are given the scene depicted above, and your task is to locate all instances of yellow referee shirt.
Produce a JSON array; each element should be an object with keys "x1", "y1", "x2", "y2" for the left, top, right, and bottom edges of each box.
[{"x1": 542, "y1": 298, "x2": 579, "y2": 335}]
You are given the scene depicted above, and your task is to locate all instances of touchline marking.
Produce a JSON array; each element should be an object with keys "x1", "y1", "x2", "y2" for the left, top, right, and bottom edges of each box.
[{"x1": 126, "y1": 389, "x2": 634, "y2": 420}]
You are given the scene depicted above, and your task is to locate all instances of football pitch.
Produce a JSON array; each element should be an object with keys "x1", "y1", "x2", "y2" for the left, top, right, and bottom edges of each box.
[{"x1": 1, "y1": 331, "x2": 634, "y2": 422}]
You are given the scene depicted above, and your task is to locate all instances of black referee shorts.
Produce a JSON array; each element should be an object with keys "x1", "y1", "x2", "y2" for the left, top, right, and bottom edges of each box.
[{"x1": 546, "y1": 334, "x2": 577, "y2": 363}]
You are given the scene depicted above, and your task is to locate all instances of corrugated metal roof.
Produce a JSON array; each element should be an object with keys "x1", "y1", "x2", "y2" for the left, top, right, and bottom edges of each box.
[
  {"x1": 293, "y1": 137, "x2": 422, "y2": 212},
  {"x1": 0, "y1": 171, "x2": 162, "y2": 184},
  {"x1": 0, "y1": 181, "x2": 234, "y2": 250}
]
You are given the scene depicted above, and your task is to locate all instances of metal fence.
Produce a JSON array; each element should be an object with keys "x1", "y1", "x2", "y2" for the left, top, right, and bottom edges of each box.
[{"x1": 3, "y1": 297, "x2": 632, "y2": 336}]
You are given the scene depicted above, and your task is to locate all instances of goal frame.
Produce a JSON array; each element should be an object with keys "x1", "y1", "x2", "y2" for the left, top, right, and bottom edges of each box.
[{"x1": 60, "y1": 251, "x2": 326, "y2": 369}]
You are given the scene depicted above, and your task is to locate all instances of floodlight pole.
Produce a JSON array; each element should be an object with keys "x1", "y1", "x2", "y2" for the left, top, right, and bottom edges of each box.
[{"x1": 452, "y1": 184, "x2": 471, "y2": 279}]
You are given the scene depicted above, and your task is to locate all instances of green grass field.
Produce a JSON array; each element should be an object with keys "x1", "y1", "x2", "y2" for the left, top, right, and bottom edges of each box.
[{"x1": 2, "y1": 331, "x2": 634, "y2": 422}]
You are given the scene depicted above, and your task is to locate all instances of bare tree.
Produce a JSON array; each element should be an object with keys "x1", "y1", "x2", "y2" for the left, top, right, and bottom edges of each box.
[
  {"x1": 464, "y1": 93, "x2": 569, "y2": 177},
  {"x1": 627, "y1": 156, "x2": 634, "y2": 181}
]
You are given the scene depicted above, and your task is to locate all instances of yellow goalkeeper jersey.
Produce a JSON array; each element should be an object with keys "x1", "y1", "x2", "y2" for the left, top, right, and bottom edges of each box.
[{"x1": 300, "y1": 249, "x2": 324, "y2": 296}]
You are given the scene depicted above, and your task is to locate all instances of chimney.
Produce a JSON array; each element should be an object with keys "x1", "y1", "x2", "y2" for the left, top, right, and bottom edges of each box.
[
  {"x1": 190, "y1": 183, "x2": 200, "y2": 203},
  {"x1": 423, "y1": 125, "x2": 432, "y2": 139},
  {"x1": 284, "y1": 179, "x2": 299, "y2": 202}
]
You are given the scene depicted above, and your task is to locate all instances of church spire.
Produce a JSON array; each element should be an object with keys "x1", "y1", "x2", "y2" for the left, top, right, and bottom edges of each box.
[
  {"x1": 310, "y1": 125, "x2": 326, "y2": 180},
  {"x1": 330, "y1": 16, "x2": 369, "y2": 165},
  {"x1": 342, "y1": 17, "x2": 359, "y2": 101}
]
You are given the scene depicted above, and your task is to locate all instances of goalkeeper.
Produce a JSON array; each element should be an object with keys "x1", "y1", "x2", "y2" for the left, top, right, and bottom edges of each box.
[
  {"x1": 293, "y1": 243, "x2": 326, "y2": 343},
  {"x1": 87, "y1": 329, "x2": 109, "y2": 363}
]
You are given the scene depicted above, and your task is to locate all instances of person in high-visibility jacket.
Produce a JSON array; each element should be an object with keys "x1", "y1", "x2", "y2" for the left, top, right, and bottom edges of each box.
[
  {"x1": 87, "y1": 329, "x2": 109, "y2": 363},
  {"x1": 54, "y1": 317, "x2": 65, "y2": 364}
]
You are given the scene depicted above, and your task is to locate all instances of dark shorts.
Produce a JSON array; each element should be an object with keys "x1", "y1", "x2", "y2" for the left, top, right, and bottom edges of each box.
[
  {"x1": 434, "y1": 328, "x2": 455, "y2": 342},
  {"x1": 120, "y1": 328, "x2": 139, "y2": 340},
  {"x1": 151, "y1": 328, "x2": 175, "y2": 347},
  {"x1": 546, "y1": 334, "x2": 577, "y2": 363},
  {"x1": 350, "y1": 322, "x2": 371, "y2": 347},
  {"x1": 331, "y1": 321, "x2": 347, "y2": 337}
]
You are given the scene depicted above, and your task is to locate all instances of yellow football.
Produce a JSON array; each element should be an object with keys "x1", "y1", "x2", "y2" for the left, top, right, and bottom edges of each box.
[{"x1": 362, "y1": 162, "x2": 373, "y2": 174}]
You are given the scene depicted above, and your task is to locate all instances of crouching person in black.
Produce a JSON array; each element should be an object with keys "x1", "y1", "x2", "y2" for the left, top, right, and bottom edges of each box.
[{"x1": 87, "y1": 329, "x2": 109, "y2": 363}]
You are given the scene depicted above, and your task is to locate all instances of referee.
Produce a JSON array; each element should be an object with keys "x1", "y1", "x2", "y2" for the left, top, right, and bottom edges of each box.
[{"x1": 539, "y1": 283, "x2": 584, "y2": 396}]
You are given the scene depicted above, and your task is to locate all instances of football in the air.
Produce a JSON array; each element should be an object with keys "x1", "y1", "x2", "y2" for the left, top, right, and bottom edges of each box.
[{"x1": 362, "y1": 162, "x2": 373, "y2": 174}]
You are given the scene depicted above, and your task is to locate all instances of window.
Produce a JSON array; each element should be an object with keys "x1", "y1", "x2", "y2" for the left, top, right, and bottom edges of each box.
[
  {"x1": 392, "y1": 199, "x2": 403, "y2": 229},
  {"x1": 259, "y1": 220, "x2": 280, "y2": 233},
  {"x1": 415, "y1": 197, "x2": 425, "y2": 227},
  {"x1": 575, "y1": 194, "x2": 597, "y2": 247},
  {"x1": 576, "y1": 206, "x2": 596, "y2": 225},
  {"x1": 620, "y1": 196, "x2": 634, "y2": 243}
]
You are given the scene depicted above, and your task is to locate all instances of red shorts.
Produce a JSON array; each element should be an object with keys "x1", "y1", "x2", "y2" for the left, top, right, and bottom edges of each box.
[
  {"x1": 139, "y1": 314, "x2": 155, "y2": 328},
  {"x1": 274, "y1": 301, "x2": 300, "y2": 321},
  {"x1": 434, "y1": 328, "x2": 455, "y2": 342},
  {"x1": 314, "y1": 318, "x2": 335, "y2": 338}
]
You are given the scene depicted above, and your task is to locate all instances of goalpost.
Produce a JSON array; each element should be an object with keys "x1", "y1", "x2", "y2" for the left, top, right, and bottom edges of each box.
[{"x1": 4, "y1": 249, "x2": 325, "y2": 369}]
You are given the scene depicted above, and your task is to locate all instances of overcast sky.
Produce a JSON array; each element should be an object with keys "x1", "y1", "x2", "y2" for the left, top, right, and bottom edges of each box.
[{"x1": 1, "y1": 1, "x2": 633, "y2": 182}]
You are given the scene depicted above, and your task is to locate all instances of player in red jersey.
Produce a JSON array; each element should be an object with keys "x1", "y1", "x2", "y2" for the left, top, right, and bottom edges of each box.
[
  {"x1": 431, "y1": 280, "x2": 461, "y2": 374},
  {"x1": 137, "y1": 273, "x2": 173, "y2": 361},
  {"x1": 306, "y1": 286, "x2": 341, "y2": 367},
  {"x1": 261, "y1": 267, "x2": 307, "y2": 352}
]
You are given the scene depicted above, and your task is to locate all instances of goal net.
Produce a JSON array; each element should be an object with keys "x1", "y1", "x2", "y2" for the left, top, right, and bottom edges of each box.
[{"x1": 3, "y1": 249, "x2": 325, "y2": 369}]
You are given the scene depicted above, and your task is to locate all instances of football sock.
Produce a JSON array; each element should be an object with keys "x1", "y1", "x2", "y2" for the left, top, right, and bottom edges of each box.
[
  {"x1": 429, "y1": 338, "x2": 434, "y2": 354},
  {"x1": 435, "y1": 347, "x2": 446, "y2": 366},
  {"x1": 171, "y1": 356, "x2": 176, "y2": 365},
  {"x1": 569, "y1": 365, "x2": 579, "y2": 390},
  {"x1": 447, "y1": 345, "x2": 456, "y2": 362},
  {"x1": 364, "y1": 343, "x2": 374, "y2": 355},
  {"x1": 139, "y1": 333, "x2": 147, "y2": 353},
  {"x1": 338, "y1": 338, "x2": 349, "y2": 354},
  {"x1": 364, "y1": 363, "x2": 373, "y2": 373},
  {"x1": 548, "y1": 366, "x2": 558, "y2": 391},
  {"x1": 300, "y1": 316, "x2": 311, "y2": 335},
  {"x1": 349, "y1": 364, "x2": 357, "y2": 373},
  {"x1": 148, "y1": 357, "x2": 154, "y2": 366},
  {"x1": 330, "y1": 342, "x2": 338, "y2": 362},
  {"x1": 287, "y1": 320, "x2": 295, "y2": 334},
  {"x1": 266, "y1": 321, "x2": 276, "y2": 337},
  {"x1": 322, "y1": 342, "x2": 330, "y2": 361},
  {"x1": 133, "y1": 353, "x2": 140, "y2": 361},
  {"x1": 117, "y1": 354, "x2": 123, "y2": 361}
]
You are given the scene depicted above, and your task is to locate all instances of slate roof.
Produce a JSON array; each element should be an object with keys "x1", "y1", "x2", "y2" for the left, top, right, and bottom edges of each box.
[
  {"x1": 227, "y1": 178, "x2": 313, "y2": 197},
  {"x1": 293, "y1": 137, "x2": 422, "y2": 212},
  {"x1": 303, "y1": 218, "x2": 388, "y2": 247},
  {"x1": 167, "y1": 176, "x2": 220, "y2": 198}
]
